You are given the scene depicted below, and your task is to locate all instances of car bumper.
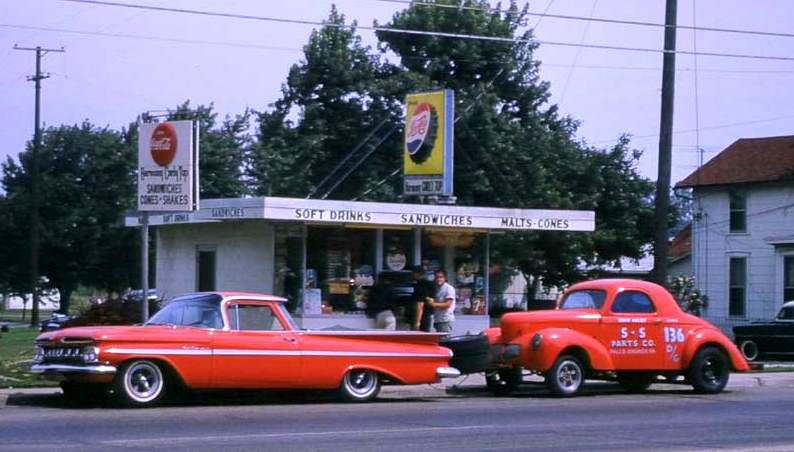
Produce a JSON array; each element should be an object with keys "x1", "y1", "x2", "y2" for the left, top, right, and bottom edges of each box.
[
  {"x1": 436, "y1": 366, "x2": 462, "y2": 378},
  {"x1": 31, "y1": 364, "x2": 117, "y2": 380},
  {"x1": 490, "y1": 344, "x2": 522, "y2": 363}
]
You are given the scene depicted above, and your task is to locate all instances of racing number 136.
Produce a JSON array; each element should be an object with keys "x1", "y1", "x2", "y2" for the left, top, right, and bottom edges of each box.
[{"x1": 664, "y1": 327, "x2": 685, "y2": 343}]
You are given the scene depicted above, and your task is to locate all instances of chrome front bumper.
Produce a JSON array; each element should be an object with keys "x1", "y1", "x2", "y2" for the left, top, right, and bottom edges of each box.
[
  {"x1": 31, "y1": 364, "x2": 117, "y2": 375},
  {"x1": 436, "y1": 366, "x2": 462, "y2": 378}
]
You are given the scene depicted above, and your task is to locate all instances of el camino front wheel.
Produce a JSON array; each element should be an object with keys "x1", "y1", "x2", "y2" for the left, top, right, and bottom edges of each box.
[
  {"x1": 339, "y1": 369, "x2": 381, "y2": 402},
  {"x1": 114, "y1": 360, "x2": 166, "y2": 407}
]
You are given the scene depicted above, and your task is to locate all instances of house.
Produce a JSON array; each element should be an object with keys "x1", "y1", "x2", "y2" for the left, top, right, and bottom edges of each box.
[
  {"x1": 675, "y1": 135, "x2": 794, "y2": 332},
  {"x1": 668, "y1": 224, "x2": 692, "y2": 278}
]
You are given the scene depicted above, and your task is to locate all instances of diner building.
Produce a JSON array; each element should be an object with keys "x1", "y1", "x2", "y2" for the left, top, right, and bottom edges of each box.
[{"x1": 126, "y1": 196, "x2": 594, "y2": 335}]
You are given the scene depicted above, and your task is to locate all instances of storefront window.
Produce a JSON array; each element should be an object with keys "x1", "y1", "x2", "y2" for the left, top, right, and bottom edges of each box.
[
  {"x1": 273, "y1": 225, "x2": 304, "y2": 313},
  {"x1": 422, "y1": 230, "x2": 487, "y2": 315},
  {"x1": 306, "y1": 226, "x2": 376, "y2": 314},
  {"x1": 383, "y1": 229, "x2": 412, "y2": 272}
]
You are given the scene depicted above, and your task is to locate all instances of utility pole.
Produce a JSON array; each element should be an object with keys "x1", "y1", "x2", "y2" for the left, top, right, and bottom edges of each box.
[
  {"x1": 13, "y1": 44, "x2": 65, "y2": 327},
  {"x1": 652, "y1": 0, "x2": 677, "y2": 285}
]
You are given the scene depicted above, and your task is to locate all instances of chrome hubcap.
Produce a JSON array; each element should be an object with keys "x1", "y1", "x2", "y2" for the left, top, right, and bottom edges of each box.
[
  {"x1": 124, "y1": 362, "x2": 162, "y2": 402},
  {"x1": 557, "y1": 361, "x2": 582, "y2": 390},
  {"x1": 346, "y1": 370, "x2": 377, "y2": 396}
]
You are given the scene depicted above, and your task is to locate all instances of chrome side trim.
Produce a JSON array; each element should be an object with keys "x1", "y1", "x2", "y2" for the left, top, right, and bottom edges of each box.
[
  {"x1": 105, "y1": 348, "x2": 211, "y2": 356},
  {"x1": 436, "y1": 367, "x2": 462, "y2": 378},
  {"x1": 31, "y1": 364, "x2": 117, "y2": 374},
  {"x1": 104, "y1": 347, "x2": 450, "y2": 359}
]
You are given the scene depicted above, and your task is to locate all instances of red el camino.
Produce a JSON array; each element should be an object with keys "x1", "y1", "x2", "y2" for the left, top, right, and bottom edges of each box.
[{"x1": 32, "y1": 292, "x2": 459, "y2": 406}]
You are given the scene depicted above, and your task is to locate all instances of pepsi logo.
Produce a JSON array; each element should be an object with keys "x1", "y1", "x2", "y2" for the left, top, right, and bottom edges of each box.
[
  {"x1": 405, "y1": 102, "x2": 437, "y2": 164},
  {"x1": 150, "y1": 122, "x2": 178, "y2": 167}
]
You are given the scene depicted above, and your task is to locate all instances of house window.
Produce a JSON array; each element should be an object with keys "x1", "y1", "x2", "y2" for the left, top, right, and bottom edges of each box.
[
  {"x1": 785, "y1": 257, "x2": 794, "y2": 302},
  {"x1": 729, "y1": 257, "x2": 747, "y2": 317},
  {"x1": 729, "y1": 192, "x2": 746, "y2": 233},
  {"x1": 196, "y1": 246, "x2": 217, "y2": 292}
]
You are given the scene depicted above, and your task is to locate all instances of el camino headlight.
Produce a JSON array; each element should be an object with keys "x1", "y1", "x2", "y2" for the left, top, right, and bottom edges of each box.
[
  {"x1": 81, "y1": 346, "x2": 99, "y2": 363},
  {"x1": 531, "y1": 333, "x2": 543, "y2": 351},
  {"x1": 33, "y1": 346, "x2": 44, "y2": 364}
]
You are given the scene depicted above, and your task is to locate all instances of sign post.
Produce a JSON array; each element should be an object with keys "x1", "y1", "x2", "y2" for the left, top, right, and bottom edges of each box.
[{"x1": 137, "y1": 120, "x2": 199, "y2": 321}]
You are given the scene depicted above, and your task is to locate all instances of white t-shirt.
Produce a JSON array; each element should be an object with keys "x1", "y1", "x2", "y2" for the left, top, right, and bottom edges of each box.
[{"x1": 434, "y1": 282, "x2": 456, "y2": 323}]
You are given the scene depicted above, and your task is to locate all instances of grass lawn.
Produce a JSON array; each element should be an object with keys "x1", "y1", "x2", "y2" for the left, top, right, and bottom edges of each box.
[{"x1": 0, "y1": 327, "x2": 57, "y2": 388}]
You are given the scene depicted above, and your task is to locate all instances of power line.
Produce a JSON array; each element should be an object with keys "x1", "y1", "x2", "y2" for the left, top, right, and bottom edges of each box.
[
  {"x1": 8, "y1": 22, "x2": 794, "y2": 74},
  {"x1": 373, "y1": 0, "x2": 794, "y2": 40},
  {"x1": 558, "y1": 0, "x2": 599, "y2": 106},
  {"x1": 55, "y1": 0, "x2": 794, "y2": 62}
]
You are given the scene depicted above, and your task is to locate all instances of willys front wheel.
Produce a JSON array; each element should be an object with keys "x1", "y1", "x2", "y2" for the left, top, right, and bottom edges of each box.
[
  {"x1": 688, "y1": 346, "x2": 730, "y2": 394},
  {"x1": 546, "y1": 355, "x2": 584, "y2": 397},
  {"x1": 339, "y1": 369, "x2": 381, "y2": 402}
]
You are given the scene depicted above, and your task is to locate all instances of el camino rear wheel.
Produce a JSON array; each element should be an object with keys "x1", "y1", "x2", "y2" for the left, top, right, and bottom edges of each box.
[
  {"x1": 114, "y1": 360, "x2": 166, "y2": 407},
  {"x1": 546, "y1": 355, "x2": 584, "y2": 397},
  {"x1": 339, "y1": 369, "x2": 381, "y2": 402},
  {"x1": 688, "y1": 346, "x2": 730, "y2": 394},
  {"x1": 739, "y1": 340, "x2": 760, "y2": 361}
]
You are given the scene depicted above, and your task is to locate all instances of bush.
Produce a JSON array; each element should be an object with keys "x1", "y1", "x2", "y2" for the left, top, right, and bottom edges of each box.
[{"x1": 667, "y1": 275, "x2": 708, "y2": 316}]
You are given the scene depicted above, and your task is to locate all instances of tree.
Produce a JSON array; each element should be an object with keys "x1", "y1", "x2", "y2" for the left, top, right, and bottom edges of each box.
[
  {"x1": 249, "y1": 6, "x2": 406, "y2": 200},
  {"x1": 378, "y1": 1, "x2": 656, "y2": 287},
  {"x1": 1, "y1": 122, "x2": 139, "y2": 314},
  {"x1": 668, "y1": 275, "x2": 708, "y2": 316},
  {"x1": 166, "y1": 101, "x2": 250, "y2": 199}
]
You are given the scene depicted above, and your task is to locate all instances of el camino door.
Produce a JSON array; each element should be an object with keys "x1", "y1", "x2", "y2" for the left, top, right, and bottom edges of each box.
[{"x1": 211, "y1": 302, "x2": 301, "y2": 388}]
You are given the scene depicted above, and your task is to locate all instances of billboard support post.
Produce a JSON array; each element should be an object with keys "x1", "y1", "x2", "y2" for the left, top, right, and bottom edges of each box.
[{"x1": 141, "y1": 211, "x2": 149, "y2": 322}]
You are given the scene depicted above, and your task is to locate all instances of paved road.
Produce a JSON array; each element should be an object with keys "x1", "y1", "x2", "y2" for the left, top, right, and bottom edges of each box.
[{"x1": 2, "y1": 376, "x2": 794, "y2": 451}]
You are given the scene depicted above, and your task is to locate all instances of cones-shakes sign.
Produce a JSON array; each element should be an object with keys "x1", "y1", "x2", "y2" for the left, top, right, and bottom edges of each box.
[{"x1": 138, "y1": 120, "x2": 199, "y2": 212}]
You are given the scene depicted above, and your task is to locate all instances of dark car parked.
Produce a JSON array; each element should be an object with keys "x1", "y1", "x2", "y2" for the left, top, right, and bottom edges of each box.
[{"x1": 733, "y1": 301, "x2": 794, "y2": 361}]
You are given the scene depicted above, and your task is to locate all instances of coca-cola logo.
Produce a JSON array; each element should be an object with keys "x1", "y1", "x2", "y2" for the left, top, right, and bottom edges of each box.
[{"x1": 150, "y1": 122, "x2": 178, "y2": 167}]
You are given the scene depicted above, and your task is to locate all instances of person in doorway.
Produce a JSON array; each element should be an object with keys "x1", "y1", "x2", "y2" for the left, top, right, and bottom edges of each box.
[
  {"x1": 426, "y1": 269, "x2": 456, "y2": 333},
  {"x1": 367, "y1": 275, "x2": 397, "y2": 330},
  {"x1": 410, "y1": 265, "x2": 435, "y2": 332}
]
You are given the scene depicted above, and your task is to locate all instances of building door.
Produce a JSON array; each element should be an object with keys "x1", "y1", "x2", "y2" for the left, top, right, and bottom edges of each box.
[{"x1": 196, "y1": 246, "x2": 216, "y2": 292}]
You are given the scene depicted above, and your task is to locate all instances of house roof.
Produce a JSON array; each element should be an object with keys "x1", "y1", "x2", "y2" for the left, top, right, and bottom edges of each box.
[
  {"x1": 669, "y1": 225, "x2": 692, "y2": 261},
  {"x1": 676, "y1": 135, "x2": 794, "y2": 188}
]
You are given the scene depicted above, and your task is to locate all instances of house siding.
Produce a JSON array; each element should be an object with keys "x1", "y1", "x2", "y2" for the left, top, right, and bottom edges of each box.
[{"x1": 692, "y1": 183, "x2": 794, "y2": 332}]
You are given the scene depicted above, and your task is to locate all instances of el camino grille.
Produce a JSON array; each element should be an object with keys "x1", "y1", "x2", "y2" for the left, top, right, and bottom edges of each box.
[{"x1": 42, "y1": 347, "x2": 83, "y2": 363}]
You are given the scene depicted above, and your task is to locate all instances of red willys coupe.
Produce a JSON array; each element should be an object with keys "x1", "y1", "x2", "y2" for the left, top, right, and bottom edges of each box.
[{"x1": 32, "y1": 292, "x2": 459, "y2": 406}]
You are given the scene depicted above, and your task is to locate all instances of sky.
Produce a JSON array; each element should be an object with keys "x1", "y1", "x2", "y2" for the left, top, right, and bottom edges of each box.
[{"x1": 2, "y1": 0, "x2": 794, "y2": 188}]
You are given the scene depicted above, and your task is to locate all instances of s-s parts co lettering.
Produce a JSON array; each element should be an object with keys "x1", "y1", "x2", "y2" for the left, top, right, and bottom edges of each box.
[
  {"x1": 500, "y1": 217, "x2": 570, "y2": 230},
  {"x1": 294, "y1": 209, "x2": 372, "y2": 222}
]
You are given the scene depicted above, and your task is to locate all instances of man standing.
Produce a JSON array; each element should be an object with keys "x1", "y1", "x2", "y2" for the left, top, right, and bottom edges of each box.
[
  {"x1": 410, "y1": 266, "x2": 435, "y2": 331},
  {"x1": 426, "y1": 269, "x2": 456, "y2": 333}
]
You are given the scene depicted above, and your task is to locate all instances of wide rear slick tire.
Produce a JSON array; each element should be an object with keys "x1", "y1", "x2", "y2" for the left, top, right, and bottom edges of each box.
[
  {"x1": 688, "y1": 346, "x2": 730, "y2": 394},
  {"x1": 546, "y1": 355, "x2": 584, "y2": 397},
  {"x1": 339, "y1": 369, "x2": 381, "y2": 402},
  {"x1": 113, "y1": 360, "x2": 167, "y2": 407}
]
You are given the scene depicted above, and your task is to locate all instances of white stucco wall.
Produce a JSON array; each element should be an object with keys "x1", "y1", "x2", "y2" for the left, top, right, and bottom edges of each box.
[
  {"x1": 155, "y1": 220, "x2": 274, "y2": 300},
  {"x1": 692, "y1": 183, "x2": 794, "y2": 331}
]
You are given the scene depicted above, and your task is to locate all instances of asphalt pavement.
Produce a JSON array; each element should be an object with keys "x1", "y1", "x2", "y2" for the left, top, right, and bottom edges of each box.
[{"x1": 2, "y1": 372, "x2": 794, "y2": 451}]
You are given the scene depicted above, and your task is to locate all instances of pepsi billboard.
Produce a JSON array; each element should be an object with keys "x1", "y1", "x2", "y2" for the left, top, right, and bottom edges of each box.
[{"x1": 404, "y1": 90, "x2": 454, "y2": 196}]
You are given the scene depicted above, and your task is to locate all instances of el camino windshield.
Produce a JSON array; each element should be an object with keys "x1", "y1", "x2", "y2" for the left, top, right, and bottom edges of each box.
[
  {"x1": 560, "y1": 290, "x2": 606, "y2": 310},
  {"x1": 146, "y1": 294, "x2": 223, "y2": 329}
]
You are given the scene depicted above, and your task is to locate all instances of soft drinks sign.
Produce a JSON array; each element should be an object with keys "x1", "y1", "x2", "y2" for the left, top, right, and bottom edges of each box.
[{"x1": 138, "y1": 120, "x2": 199, "y2": 212}]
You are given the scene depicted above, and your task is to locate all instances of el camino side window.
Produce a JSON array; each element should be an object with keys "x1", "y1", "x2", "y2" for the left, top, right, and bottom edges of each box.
[
  {"x1": 560, "y1": 290, "x2": 606, "y2": 310},
  {"x1": 611, "y1": 291, "x2": 656, "y2": 314},
  {"x1": 230, "y1": 305, "x2": 285, "y2": 331}
]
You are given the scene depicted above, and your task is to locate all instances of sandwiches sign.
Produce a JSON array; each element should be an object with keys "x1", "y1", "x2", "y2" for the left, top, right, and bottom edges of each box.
[{"x1": 137, "y1": 120, "x2": 199, "y2": 212}]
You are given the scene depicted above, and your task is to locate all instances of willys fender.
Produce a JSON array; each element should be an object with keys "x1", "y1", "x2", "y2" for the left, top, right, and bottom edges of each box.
[
  {"x1": 512, "y1": 328, "x2": 615, "y2": 372},
  {"x1": 680, "y1": 326, "x2": 750, "y2": 372}
]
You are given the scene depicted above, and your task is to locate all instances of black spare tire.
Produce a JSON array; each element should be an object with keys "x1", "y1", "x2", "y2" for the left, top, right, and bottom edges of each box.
[{"x1": 440, "y1": 334, "x2": 489, "y2": 357}]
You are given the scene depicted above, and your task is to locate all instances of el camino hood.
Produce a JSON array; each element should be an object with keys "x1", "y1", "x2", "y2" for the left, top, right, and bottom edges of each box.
[{"x1": 37, "y1": 325, "x2": 178, "y2": 342}]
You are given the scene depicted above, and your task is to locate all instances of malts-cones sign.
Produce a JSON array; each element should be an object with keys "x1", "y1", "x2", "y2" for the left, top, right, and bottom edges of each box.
[
  {"x1": 138, "y1": 120, "x2": 199, "y2": 212},
  {"x1": 404, "y1": 90, "x2": 454, "y2": 196}
]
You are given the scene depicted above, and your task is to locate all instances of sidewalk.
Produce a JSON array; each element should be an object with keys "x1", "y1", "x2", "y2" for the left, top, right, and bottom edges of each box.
[{"x1": 4, "y1": 371, "x2": 792, "y2": 406}]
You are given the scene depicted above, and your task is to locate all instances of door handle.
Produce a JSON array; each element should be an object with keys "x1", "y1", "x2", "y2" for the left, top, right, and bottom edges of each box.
[{"x1": 282, "y1": 336, "x2": 297, "y2": 343}]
